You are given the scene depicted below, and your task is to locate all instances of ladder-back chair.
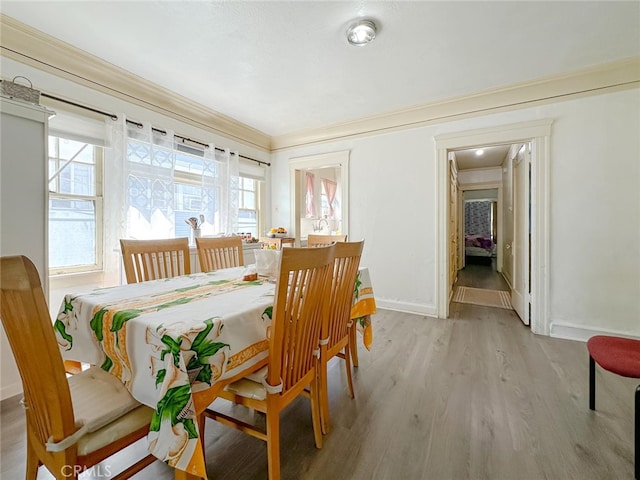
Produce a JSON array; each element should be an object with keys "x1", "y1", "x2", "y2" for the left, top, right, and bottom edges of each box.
[
  {"x1": 204, "y1": 245, "x2": 336, "y2": 480},
  {"x1": 307, "y1": 234, "x2": 347, "y2": 248},
  {"x1": 120, "y1": 237, "x2": 190, "y2": 283},
  {"x1": 0, "y1": 255, "x2": 155, "y2": 479},
  {"x1": 319, "y1": 240, "x2": 364, "y2": 434},
  {"x1": 196, "y1": 236, "x2": 244, "y2": 271}
]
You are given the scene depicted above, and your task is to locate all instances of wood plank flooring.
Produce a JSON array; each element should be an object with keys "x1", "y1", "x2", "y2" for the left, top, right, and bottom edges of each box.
[
  {"x1": 2, "y1": 308, "x2": 636, "y2": 479},
  {"x1": 456, "y1": 259, "x2": 510, "y2": 292}
]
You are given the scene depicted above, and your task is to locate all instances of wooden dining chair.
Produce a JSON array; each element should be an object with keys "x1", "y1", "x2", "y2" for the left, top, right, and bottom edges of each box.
[
  {"x1": 204, "y1": 245, "x2": 336, "y2": 480},
  {"x1": 0, "y1": 255, "x2": 156, "y2": 480},
  {"x1": 120, "y1": 237, "x2": 190, "y2": 283},
  {"x1": 319, "y1": 240, "x2": 364, "y2": 434},
  {"x1": 196, "y1": 236, "x2": 244, "y2": 271},
  {"x1": 307, "y1": 233, "x2": 347, "y2": 247}
]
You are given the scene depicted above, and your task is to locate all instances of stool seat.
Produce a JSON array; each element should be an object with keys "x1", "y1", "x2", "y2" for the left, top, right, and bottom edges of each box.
[
  {"x1": 587, "y1": 335, "x2": 640, "y2": 378},
  {"x1": 586, "y1": 334, "x2": 640, "y2": 479}
]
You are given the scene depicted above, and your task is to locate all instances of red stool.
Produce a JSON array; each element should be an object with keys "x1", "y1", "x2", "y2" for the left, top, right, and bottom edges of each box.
[{"x1": 587, "y1": 335, "x2": 640, "y2": 479}]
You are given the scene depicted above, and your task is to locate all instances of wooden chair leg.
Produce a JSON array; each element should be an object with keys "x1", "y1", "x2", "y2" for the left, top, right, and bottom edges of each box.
[
  {"x1": 309, "y1": 376, "x2": 323, "y2": 449},
  {"x1": 349, "y1": 324, "x2": 359, "y2": 367},
  {"x1": 589, "y1": 355, "x2": 596, "y2": 410},
  {"x1": 25, "y1": 438, "x2": 40, "y2": 480},
  {"x1": 319, "y1": 358, "x2": 330, "y2": 435},
  {"x1": 635, "y1": 384, "x2": 639, "y2": 480},
  {"x1": 344, "y1": 345, "x2": 355, "y2": 399},
  {"x1": 266, "y1": 408, "x2": 281, "y2": 480}
]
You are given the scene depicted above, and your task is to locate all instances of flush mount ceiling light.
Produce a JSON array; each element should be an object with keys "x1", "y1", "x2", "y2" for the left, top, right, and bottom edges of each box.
[{"x1": 346, "y1": 19, "x2": 377, "y2": 46}]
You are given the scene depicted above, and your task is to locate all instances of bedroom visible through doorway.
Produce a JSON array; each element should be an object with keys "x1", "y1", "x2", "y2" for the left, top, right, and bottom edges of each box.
[{"x1": 450, "y1": 146, "x2": 512, "y2": 311}]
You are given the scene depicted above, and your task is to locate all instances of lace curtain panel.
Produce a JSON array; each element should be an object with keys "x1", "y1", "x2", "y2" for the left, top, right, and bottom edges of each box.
[{"x1": 103, "y1": 115, "x2": 239, "y2": 277}]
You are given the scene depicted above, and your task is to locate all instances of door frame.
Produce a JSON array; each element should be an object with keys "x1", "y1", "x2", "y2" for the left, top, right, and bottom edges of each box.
[
  {"x1": 435, "y1": 119, "x2": 552, "y2": 335},
  {"x1": 511, "y1": 145, "x2": 530, "y2": 324}
]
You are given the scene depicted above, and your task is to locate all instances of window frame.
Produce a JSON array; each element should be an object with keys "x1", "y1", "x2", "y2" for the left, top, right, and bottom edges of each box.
[{"x1": 48, "y1": 137, "x2": 104, "y2": 275}]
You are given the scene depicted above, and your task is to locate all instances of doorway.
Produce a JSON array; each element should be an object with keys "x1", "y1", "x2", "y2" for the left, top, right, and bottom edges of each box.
[
  {"x1": 452, "y1": 153, "x2": 512, "y2": 312},
  {"x1": 435, "y1": 119, "x2": 552, "y2": 335},
  {"x1": 289, "y1": 151, "x2": 350, "y2": 243}
]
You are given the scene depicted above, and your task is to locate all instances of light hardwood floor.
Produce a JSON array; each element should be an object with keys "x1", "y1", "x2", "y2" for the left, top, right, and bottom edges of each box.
[
  {"x1": 456, "y1": 258, "x2": 510, "y2": 292},
  {"x1": 1, "y1": 306, "x2": 636, "y2": 479}
]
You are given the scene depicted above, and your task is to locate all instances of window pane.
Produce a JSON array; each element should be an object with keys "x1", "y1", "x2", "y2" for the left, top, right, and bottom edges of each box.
[
  {"x1": 175, "y1": 183, "x2": 206, "y2": 238},
  {"x1": 243, "y1": 190, "x2": 255, "y2": 209},
  {"x1": 59, "y1": 138, "x2": 93, "y2": 164},
  {"x1": 175, "y1": 151, "x2": 205, "y2": 174},
  {"x1": 49, "y1": 198, "x2": 96, "y2": 268},
  {"x1": 58, "y1": 161, "x2": 95, "y2": 195},
  {"x1": 238, "y1": 209, "x2": 257, "y2": 237}
]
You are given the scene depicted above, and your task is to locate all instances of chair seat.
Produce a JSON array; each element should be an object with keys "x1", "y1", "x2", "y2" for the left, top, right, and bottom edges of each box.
[
  {"x1": 78, "y1": 405, "x2": 154, "y2": 456},
  {"x1": 224, "y1": 366, "x2": 268, "y2": 401},
  {"x1": 587, "y1": 335, "x2": 640, "y2": 378},
  {"x1": 68, "y1": 366, "x2": 141, "y2": 432}
]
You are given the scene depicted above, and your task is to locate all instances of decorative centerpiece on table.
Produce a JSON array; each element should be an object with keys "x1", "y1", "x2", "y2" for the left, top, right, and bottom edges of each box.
[{"x1": 185, "y1": 215, "x2": 203, "y2": 246}]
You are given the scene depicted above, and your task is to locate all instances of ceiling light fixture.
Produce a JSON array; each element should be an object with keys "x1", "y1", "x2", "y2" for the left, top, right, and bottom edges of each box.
[
  {"x1": 346, "y1": 19, "x2": 377, "y2": 46},
  {"x1": 475, "y1": 149, "x2": 484, "y2": 156}
]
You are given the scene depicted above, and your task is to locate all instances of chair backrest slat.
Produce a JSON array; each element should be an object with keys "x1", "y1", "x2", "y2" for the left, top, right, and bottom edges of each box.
[
  {"x1": 196, "y1": 237, "x2": 244, "y2": 272},
  {"x1": 307, "y1": 234, "x2": 347, "y2": 248},
  {"x1": 268, "y1": 246, "x2": 335, "y2": 392},
  {"x1": 0, "y1": 256, "x2": 76, "y2": 446},
  {"x1": 120, "y1": 238, "x2": 190, "y2": 283}
]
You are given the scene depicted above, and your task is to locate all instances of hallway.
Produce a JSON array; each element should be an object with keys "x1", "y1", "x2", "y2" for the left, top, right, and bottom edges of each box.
[{"x1": 455, "y1": 258, "x2": 509, "y2": 292}]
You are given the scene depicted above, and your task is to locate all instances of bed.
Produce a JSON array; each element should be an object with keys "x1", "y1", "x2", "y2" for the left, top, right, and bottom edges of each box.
[{"x1": 465, "y1": 234, "x2": 495, "y2": 258}]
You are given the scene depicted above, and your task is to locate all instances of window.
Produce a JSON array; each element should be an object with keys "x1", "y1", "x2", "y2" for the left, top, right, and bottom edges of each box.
[
  {"x1": 48, "y1": 136, "x2": 103, "y2": 274},
  {"x1": 123, "y1": 133, "x2": 261, "y2": 239},
  {"x1": 238, "y1": 177, "x2": 260, "y2": 237}
]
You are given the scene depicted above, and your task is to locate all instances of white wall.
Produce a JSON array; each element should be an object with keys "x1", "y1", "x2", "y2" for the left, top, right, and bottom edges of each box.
[{"x1": 271, "y1": 88, "x2": 640, "y2": 339}]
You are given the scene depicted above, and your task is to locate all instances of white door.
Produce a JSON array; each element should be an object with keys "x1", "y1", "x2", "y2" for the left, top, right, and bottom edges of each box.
[{"x1": 512, "y1": 145, "x2": 530, "y2": 324}]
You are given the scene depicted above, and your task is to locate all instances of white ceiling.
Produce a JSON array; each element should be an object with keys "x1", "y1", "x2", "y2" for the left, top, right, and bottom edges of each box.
[{"x1": 2, "y1": 1, "x2": 639, "y2": 138}]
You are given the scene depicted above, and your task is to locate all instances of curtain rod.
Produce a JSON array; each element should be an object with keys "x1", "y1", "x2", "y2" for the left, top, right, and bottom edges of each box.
[{"x1": 41, "y1": 92, "x2": 271, "y2": 167}]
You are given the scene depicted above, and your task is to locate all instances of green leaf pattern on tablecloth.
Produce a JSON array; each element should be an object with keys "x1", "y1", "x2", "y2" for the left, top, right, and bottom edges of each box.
[
  {"x1": 54, "y1": 296, "x2": 77, "y2": 350},
  {"x1": 62, "y1": 275, "x2": 271, "y2": 468}
]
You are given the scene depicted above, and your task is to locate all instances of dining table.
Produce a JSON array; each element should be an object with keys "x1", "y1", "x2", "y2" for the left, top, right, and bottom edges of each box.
[{"x1": 55, "y1": 266, "x2": 376, "y2": 479}]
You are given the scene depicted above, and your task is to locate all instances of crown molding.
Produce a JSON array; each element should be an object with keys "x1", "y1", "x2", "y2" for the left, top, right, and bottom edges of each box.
[
  {"x1": 0, "y1": 14, "x2": 271, "y2": 152},
  {"x1": 272, "y1": 56, "x2": 640, "y2": 151}
]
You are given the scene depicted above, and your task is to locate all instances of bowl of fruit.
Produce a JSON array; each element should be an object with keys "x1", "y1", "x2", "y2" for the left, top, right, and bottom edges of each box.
[{"x1": 267, "y1": 227, "x2": 288, "y2": 238}]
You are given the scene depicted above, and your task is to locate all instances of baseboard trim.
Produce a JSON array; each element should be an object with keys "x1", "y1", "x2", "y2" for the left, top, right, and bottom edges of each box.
[
  {"x1": 375, "y1": 299, "x2": 437, "y2": 317},
  {"x1": 550, "y1": 321, "x2": 640, "y2": 343},
  {"x1": 1, "y1": 381, "x2": 22, "y2": 402}
]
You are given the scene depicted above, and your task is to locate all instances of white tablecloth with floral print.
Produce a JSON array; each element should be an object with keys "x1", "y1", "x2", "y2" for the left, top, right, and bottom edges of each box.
[{"x1": 56, "y1": 267, "x2": 274, "y2": 478}]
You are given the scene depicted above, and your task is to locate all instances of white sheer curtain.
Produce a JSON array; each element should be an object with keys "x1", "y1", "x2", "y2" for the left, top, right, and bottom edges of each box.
[
  {"x1": 104, "y1": 115, "x2": 240, "y2": 281},
  {"x1": 202, "y1": 146, "x2": 239, "y2": 235}
]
